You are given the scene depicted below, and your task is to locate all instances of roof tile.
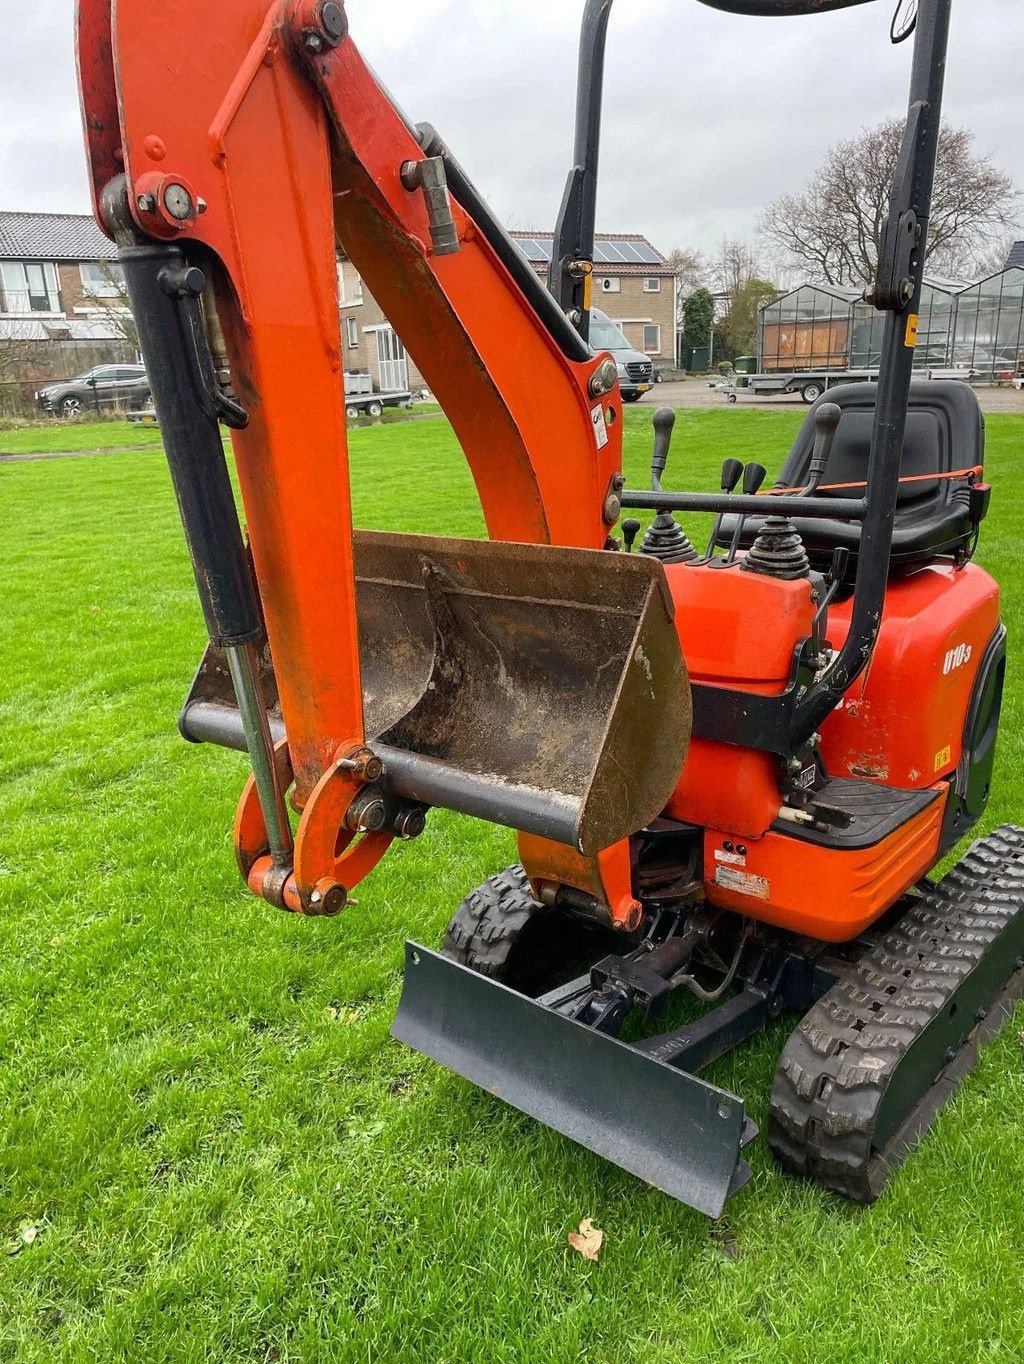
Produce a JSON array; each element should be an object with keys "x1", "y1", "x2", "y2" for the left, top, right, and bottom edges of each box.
[{"x1": 0, "y1": 210, "x2": 113, "y2": 262}]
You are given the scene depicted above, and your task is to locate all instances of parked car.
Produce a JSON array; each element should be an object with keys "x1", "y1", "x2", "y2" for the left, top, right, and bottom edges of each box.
[
  {"x1": 589, "y1": 309, "x2": 654, "y2": 402},
  {"x1": 36, "y1": 364, "x2": 150, "y2": 419}
]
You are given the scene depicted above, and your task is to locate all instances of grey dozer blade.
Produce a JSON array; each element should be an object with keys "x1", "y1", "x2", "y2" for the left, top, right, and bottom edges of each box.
[{"x1": 392, "y1": 942, "x2": 755, "y2": 1219}]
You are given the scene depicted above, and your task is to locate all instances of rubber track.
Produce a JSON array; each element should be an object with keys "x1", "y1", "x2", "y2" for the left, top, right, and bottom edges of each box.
[
  {"x1": 442, "y1": 864, "x2": 542, "y2": 980},
  {"x1": 768, "y1": 825, "x2": 1024, "y2": 1202}
]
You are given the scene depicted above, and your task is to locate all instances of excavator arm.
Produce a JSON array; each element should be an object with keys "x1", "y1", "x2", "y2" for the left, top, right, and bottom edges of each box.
[{"x1": 76, "y1": 0, "x2": 690, "y2": 919}]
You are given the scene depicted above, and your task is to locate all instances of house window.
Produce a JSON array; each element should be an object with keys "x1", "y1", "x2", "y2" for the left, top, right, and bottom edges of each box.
[
  {"x1": 643, "y1": 324, "x2": 662, "y2": 354},
  {"x1": 0, "y1": 260, "x2": 59, "y2": 314},
  {"x1": 643, "y1": 277, "x2": 662, "y2": 293},
  {"x1": 597, "y1": 277, "x2": 621, "y2": 294},
  {"x1": 345, "y1": 316, "x2": 359, "y2": 348},
  {"x1": 80, "y1": 260, "x2": 125, "y2": 297},
  {"x1": 337, "y1": 264, "x2": 364, "y2": 306}
]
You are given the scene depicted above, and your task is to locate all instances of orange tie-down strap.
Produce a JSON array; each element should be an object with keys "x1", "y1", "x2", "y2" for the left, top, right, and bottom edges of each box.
[{"x1": 772, "y1": 466, "x2": 985, "y2": 497}]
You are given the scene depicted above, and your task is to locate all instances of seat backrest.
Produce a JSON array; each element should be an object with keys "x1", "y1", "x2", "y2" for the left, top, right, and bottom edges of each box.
[{"x1": 777, "y1": 380, "x2": 984, "y2": 505}]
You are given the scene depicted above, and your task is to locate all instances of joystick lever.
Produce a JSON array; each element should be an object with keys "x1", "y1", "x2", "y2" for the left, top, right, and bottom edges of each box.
[
  {"x1": 703, "y1": 457, "x2": 744, "y2": 560},
  {"x1": 723, "y1": 462, "x2": 767, "y2": 565},
  {"x1": 650, "y1": 407, "x2": 676, "y2": 491},
  {"x1": 639, "y1": 407, "x2": 699, "y2": 565},
  {"x1": 805, "y1": 402, "x2": 842, "y2": 494}
]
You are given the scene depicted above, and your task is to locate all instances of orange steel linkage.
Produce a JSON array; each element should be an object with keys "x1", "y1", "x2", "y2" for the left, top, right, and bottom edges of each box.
[{"x1": 77, "y1": 0, "x2": 627, "y2": 908}]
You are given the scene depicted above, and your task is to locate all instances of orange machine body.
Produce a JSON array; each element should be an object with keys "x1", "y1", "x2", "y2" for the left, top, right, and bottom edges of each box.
[
  {"x1": 565, "y1": 558, "x2": 1002, "y2": 943},
  {"x1": 820, "y1": 563, "x2": 1001, "y2": 789},
  {"x1": 677, "y1": 561, "x2": 999, "y2": 941},
  {"x1": 666, "y1": 564, "x2": 818, "y2": 840},
  {"x1": 77, "y1": 0, "x2": 1000, "y2": 949}
]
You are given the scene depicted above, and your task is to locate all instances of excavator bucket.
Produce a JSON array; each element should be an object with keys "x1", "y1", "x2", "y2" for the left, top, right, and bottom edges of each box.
[
  {"x1": 356, "y1": 530, "x2": 689, "y2": 852},
  {"x1": 392, "y1": 943, "x2": 755, "y2": 1218},
  {"x1": 181, "y1": 530, "x2": 689, "y2": 853}
]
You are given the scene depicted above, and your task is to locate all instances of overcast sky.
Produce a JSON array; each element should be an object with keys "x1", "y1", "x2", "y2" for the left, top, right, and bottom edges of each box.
[{"x1": 3, "y1": 0, "x2": 1021, "y2": 266}]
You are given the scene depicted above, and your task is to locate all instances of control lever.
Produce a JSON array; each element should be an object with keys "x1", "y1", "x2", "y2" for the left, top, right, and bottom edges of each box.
[
  {"x1": 812, "y1": 545, "x2": 851, "y2": 644},
  {"x1": 650, "y1": 407, "x2": 676, "y2": 490},
  {"x1": 622, "y1": 519, "x2": 642, "y2": 553},
  {"x1": 640, "y1": 408, "x2": 699, "y2": 564},
  {"x1": 702, "y1": 457, "x2": 744, "y2": 561},
  {"x1": 722, "y1": 463, "x2": 767, "y2": 565},
  {"x1": 804, "y1": 403, "x2": 842, "y2": 493}
]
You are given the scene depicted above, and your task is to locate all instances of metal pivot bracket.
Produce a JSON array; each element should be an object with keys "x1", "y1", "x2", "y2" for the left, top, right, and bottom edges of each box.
[{"x1": 865, "y1": 102, "x2": 926, "y2": 313}]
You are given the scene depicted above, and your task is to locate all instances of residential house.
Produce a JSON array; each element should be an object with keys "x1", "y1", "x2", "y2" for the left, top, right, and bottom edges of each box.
[
  {"x1": 338, "y1": 256, "x2": 426, "y2": 395},
  {"x1": 509, "y1": 232, "x2": 677, "y2": 363},
  {"x1": 0, "y1": 210, "x2": 137, "y2": 412},
  {"x1": 337, "y1": 229, "x2": 677, "y2": 392}
]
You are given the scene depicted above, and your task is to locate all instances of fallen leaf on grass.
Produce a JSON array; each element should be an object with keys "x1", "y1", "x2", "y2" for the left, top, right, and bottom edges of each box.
[
  {"x1": 7, "y1": 1222, "x2": 40, "y2": 1256},
  {"x1": 568, "y1": 1218, "x2": 604, "y2": 1262}
]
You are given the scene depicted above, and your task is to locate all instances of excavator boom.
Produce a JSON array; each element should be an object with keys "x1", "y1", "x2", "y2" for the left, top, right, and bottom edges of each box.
[{"x1": 77, "y1": 0, "x2": 690, "y2": 916}]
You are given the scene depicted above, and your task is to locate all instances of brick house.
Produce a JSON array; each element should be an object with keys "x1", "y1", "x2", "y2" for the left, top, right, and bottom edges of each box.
[
  {"x1": 338, "y1": 229, "x2": 677, "y2": 392},
  {"x1": 0, "y1": 210, "x2": 138, "y2": 412},
  {"x1": 338, "y1": 256, "x2": 426, "y2": 395},
  {"x1": 510, "y1": 232, "x2": 677, "y2": 363},
  {"x1": 0, "y1": 210, "x2": 135, "y2": 345}
]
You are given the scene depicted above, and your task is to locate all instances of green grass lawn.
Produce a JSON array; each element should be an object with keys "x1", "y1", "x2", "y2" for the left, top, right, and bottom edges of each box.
[
  {"x1": 0, "y1": 407, "x2": 443, "y2": 459},
  {"x1": 2, "y1": 408, "x2": 1023, "y2": 1362},
  {"x1": 0, "y1": 419, "x2": 165, "y2": 457}
]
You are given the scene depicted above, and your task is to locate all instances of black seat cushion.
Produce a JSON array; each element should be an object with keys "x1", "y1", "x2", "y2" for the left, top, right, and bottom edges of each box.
[{"x1": 718, "y1": 381, "x2": 984, "y2": 574}]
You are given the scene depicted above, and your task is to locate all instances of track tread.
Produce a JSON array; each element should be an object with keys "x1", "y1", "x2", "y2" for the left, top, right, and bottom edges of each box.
[
  {"x1": 442, "y1": 864, "x2": 545, "y2": 981},
  {"x1": 768, "y1": 825, "x2": 1024, "y2": 1202}
]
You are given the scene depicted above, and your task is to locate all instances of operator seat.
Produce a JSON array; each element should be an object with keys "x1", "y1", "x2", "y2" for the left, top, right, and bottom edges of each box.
[{"x1": 720, "y1": 381, "x2": 984, "y2": 575}]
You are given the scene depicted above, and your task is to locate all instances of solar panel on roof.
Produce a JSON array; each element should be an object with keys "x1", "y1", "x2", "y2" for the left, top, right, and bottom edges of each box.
[{"x1": 517, "y1": 234, "x2": 663, "y2": 267}]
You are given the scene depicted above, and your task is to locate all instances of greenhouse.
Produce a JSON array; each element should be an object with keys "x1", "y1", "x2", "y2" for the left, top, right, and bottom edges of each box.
[
  {"x1": 758, "y1": 278, "x2": 966, "y2": 374},
  {"x1": 951, "y1": 268, "x2": 1024, "y2": 379}
]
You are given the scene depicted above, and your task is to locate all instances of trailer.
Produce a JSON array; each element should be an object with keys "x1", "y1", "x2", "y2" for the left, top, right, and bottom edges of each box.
[
  {"x1": 722, "y1": 278, "x2": 965, "y2": 404},
  {"x1": 344, "y1": 370, "x2": 411, "y2": 418},
  {"x1": 343, "y1": 390, "x2": 412, "y2": 418},
  {"x1": 725, "y1": 368, "x2": 878, "y2": 404},
  {"x1": 129, "y1": 379, "x2": 414, "y2": 426}
]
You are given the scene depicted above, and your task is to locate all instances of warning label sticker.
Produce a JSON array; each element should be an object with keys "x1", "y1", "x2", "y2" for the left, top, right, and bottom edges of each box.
[
  {"x1": 714, "y1": 849, "x2": 746, "y2": 867},
  {"x1": 714, "y1": 866, "x2": 771, "y2": 901},
  {"x1": 591, "y1": 403, "x2": 609, "y2": 450}
]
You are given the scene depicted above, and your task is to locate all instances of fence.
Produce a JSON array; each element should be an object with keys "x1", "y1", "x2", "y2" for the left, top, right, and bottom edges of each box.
[{"x1": 0, "y1": 338, "x2": 138, "y2": 419}]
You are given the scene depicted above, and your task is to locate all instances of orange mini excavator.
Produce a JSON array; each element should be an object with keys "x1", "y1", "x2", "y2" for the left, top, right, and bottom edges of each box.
[{"x1": 77, "y1": 0, "x2": 1022, "y2": 1216}]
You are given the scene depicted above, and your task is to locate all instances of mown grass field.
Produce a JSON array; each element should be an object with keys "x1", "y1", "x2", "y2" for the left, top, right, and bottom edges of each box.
[
  {"x1": 2, "y1": 407, "x2": 1024, "y2": 1363},
  {"x1": 0, "y1": 418, "x2": 164, "y2": 457}
]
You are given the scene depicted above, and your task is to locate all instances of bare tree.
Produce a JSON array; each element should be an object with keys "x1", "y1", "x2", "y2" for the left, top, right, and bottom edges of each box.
[
  {"x1": 78, "y1": 261, "x2": 140, "y2": 352},
  {"x1": 715, "y1": 237, "x2": 761, "y2": 302},
  {"x1": 967, "y1": 234, "x2": 1022, "y2": 282},
  {"x1": 761, "y1": 120, "x2": 1019, "y2": 287},
  {"x1": 667, "y1": 246, "x2": 707, "y2": 321},
  {"x1": 0, "y1": 324, "x2": 58, "y2": 419},
  {"x1": 0, "y1": 322, "x2": 41, "y2": 383}
]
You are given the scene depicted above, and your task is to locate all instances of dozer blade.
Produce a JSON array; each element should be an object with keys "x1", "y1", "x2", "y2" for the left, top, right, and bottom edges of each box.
[
  {"x1": 392, "y1": 943, "x2": 754, "y2": 1219},
  {"x1": 181, "y1": 531, "x2": 690, "y2": 855}
]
